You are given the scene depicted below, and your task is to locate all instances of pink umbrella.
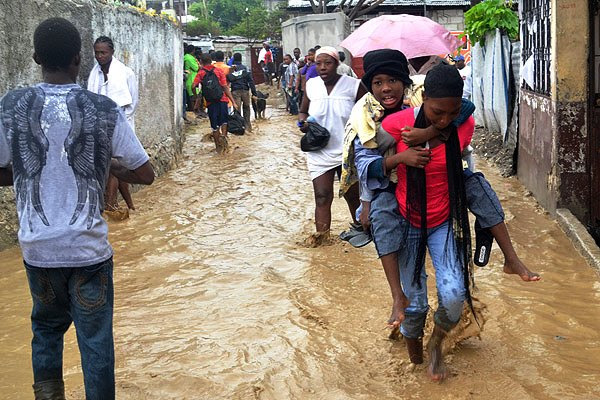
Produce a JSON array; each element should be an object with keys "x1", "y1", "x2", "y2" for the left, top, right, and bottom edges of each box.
[{"x1": 340, "y1": 14, "x2": 461, "y2": 59}]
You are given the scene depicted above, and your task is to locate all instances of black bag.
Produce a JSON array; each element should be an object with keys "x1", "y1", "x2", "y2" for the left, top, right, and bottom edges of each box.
[
  {"x1": 300, "y1": 122, "x2": 330, "y2": 152},
  {"x1": 201, "y1": 68, "x2": 224, "y2": 103},
  {"x1": 227, "y1": 110, "x2": 246, "y2": 135}
]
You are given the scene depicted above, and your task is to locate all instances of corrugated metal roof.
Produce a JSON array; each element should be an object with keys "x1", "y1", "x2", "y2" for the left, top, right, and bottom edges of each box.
[{"x1": 288, "y1": 0, "x2": 470, "y2": 7}]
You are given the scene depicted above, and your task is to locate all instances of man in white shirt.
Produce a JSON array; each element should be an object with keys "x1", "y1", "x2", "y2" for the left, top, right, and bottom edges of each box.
[
  {"x1": 455, "y1": 55, "x2": 472, "y2": 100},
  {"x1": 87, "y1": 36, "x2": 138, "y2": 131},
  {"x1": 87, "y1": 36, "x2": 140, "y2": 213}
]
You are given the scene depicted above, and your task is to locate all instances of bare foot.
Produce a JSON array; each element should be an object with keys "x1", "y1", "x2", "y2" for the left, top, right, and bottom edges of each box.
[
  {"x1": 427, "y1": 326, "x2": 448, "y2": 382},
  {"x1": 388, "y1": 296, "x2": 410, "y2": 328},
  {"x1": 503, "y1": 257, "x2": 541, "y2": 281},
  {"x1": 303, "y1": 231, "x2": 331, "y2": 248}
]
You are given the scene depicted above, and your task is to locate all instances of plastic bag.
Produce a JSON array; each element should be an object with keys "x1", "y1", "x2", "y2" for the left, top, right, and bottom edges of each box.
[{"x1": 300, "y1": 122, "x2": 330, "y2": 152}]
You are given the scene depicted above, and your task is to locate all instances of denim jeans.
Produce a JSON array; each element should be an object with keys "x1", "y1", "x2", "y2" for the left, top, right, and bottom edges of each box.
[
  {"x1": 25, "y1": 257, "x2": 115, "y2": 400},
  {"x1": 398, "y1": 220, "x2": 466, "y2": 338},
  {"x1": 287, "y1": 88, "x2": 299, "y2": 115},
  {"x1": 464, "y1": 169, "x2": 505, "y2": 229}
]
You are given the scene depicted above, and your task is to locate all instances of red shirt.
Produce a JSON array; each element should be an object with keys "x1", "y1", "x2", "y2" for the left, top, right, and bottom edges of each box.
[
  {"x1": 192, "y1": 64, "x2": 229, "y2": 104},
  {"x1": 382, "y1": 108, "x2": 475, "y2": 228},
  {"x1": 264, "y1": 50, "x2": 273, "y2": 64}
]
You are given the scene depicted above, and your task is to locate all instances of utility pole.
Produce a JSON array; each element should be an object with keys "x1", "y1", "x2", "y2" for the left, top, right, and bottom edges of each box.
[{"x1": 246, "y1": 7, "x2": 250, "y2": 49}]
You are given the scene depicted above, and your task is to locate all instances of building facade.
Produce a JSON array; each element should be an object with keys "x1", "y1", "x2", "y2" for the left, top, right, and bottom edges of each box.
[
  {"x1": 518, "y1": 0, "x2": 598, "y2": 235},
  {"x1": 286, "y1": 0, "x2": 471, "y2": 32}
]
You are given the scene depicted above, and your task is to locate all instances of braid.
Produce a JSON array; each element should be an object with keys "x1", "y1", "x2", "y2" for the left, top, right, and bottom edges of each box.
[{"x1": 94, "y1": 36, "x2": 114, "y2": 51}]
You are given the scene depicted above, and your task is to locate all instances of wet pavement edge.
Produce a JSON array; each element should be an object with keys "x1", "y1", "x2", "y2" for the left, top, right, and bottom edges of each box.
[{"x1": 556, "y1": 208, "x2": 600, "y2": 277}]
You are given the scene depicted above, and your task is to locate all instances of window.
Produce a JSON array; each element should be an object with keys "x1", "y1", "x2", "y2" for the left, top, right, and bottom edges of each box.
[{"x1": 521, "y1": 0, "x2": 551, "y2": 95}]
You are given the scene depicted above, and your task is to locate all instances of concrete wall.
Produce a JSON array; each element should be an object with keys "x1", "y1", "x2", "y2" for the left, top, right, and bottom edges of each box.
[
  {"x1": 0, "y1": 0, "x2": 183, "y2": 250},
  {"x1": 518, "y1": 0, "x2": 590, "y2": 223},
  {"x1": 430, "y1": 9, "x2": 465, "y2": 31},
  {"x1": 282, "y1": 12, "x2": 350, "y2": 58}
]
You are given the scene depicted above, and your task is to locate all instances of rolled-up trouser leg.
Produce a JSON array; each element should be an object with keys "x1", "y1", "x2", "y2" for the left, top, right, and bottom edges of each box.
[{"x1": 464, "y1": 170, "x2": 505, "y2": 229}]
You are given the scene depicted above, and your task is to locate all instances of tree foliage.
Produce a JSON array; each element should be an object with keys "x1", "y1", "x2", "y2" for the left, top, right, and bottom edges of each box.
[
  {"x1": 464, "y1": 0, "x2": 519, "y2": 45},
  {"x1": 228, "y1": 5, "x2": 288, "y2": 41},
  {"x1": 188, "y1": 0, "x2": 263, "y2": 31},
  {"x1": 306, "y1": 0, "x2": 388, "y2": 21},
  {"x1": 186, "y1": 17, "x2": 222, "y2": 36},
  {"x1": 188, "y1": 0, "x2": 289, "y2": 41}
]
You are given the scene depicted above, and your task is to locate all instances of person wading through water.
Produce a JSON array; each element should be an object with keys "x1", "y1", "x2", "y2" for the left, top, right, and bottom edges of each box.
[
  {"x1": 297, "y1": 46, "x2": 367, "y2": 245},
  {"x1": 342, "y1": 49, "x2": 540, "y2": 376},
  {"x1": 193, "y1": 53, "x2": 238, "y2": 154},
  {"x1": 88, "y1": 36, "x2": 139, "y2": 215},
  {"x1": 0, "y1": 18, "x2": 154, "y2": 399}
]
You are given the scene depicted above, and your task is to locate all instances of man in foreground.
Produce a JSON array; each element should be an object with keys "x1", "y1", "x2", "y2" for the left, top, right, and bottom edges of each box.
[{"x1": 0, "y1": 18, "x2": 154, "y2": 399}]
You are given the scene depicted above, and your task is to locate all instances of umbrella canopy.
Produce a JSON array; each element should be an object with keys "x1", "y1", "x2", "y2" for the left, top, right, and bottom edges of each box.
[{"x1": 340, "y1": 14, "x2": 461, "y2": 59}]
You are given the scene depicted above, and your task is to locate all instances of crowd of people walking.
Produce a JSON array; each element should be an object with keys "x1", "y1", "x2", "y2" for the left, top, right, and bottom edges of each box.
[{"x1": 0, "y1": 14, "x2": 548, "y2": 399}]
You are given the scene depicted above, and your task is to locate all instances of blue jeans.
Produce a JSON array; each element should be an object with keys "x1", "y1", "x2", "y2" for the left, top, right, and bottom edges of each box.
[
  {"x1": 25, "y1": 257, "x2": 115, "y2": 400},
  {"x1": 464, "y1": 170, "x2": 505, "y2": 229},
  {"x1": 369, "y1": 186, "x2": 407, "y2": 257},
  {"x1": 398, "y1": 220, "x2": 466, "y2": 338}
]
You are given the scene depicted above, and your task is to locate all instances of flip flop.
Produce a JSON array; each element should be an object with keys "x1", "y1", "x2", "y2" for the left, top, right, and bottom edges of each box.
[
  {"x1": 340, "y1": 223, "x2": 364, "y2": 241},
  {"x1": 348, "y1": 231, "x2": 372, "y2": 248},
  {"x1": 474, "y1": 219, "x2": 493, "y2": 267}
]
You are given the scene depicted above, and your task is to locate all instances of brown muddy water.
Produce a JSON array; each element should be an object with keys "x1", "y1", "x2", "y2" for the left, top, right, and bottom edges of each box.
[{"x1": 1, "y1": 103, "x2": 600, "y2": 399}]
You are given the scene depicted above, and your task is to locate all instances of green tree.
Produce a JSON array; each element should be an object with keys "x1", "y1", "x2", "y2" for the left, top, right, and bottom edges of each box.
[
  {"x1": 188, "y1": 0, "x2": 263, "y2": 32},
  {"x1": 186, "y1": 17, "x2": 222, "y2": 36},
  {"x1": 228, "y1": 5, "x2": 288, "y2": 41}
]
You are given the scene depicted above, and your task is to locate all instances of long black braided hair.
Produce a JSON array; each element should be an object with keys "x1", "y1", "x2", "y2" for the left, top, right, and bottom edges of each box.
[{"x1": 405, "y1": 64, "x2": 475, "y2": 316}]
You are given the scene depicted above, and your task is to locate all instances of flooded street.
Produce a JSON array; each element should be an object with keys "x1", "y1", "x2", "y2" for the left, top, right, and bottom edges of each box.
[{"x1": 1, "y1": 102, "x2": 600, "y2": 399}]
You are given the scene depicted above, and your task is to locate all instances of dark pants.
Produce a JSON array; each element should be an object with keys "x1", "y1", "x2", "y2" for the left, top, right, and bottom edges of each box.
[
  {"x1": 287, "y1": 88, "x2": 299, "y2": 115},
  {"x1": 25, "y1": 258, "x2": 115, "y2": 400},
  {"x1": 232, "y1": 89, "x2": 252, "y2": 130}
]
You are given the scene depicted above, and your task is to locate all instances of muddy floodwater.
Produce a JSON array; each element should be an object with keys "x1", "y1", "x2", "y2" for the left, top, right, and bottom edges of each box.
[{"x1": 1, "y1": 104, "x2": 600, "y2": 399}]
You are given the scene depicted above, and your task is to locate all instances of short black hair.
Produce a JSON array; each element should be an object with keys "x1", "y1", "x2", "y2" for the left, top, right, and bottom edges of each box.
[
  {"x1": 233, "y1": 52, "x2": 242, "y2": 62},
  {"x1": 314, "y1": 45, "x2": 321, "y2": 50},
  {"x1": 214, "y1": 50, "x2": 225, "y2": 62},
  {"x1": 338, "y1": 51, "x2": 346, "y2": 62},
  {"x1": 94, "y1": 36, "x2": 114, "y2": 51},
  {"x1": 185, "y1": 44, "x2": 195, "y2": 54},
  {"x1": 307, "y1": 48, "x2": 316, "y2": 54},
  {"x1": 34, "y1": 18, "x2": 81, "y2": 71},
  {"x1": 200, "y1": 53, "x2": 213, "y2": 65}
]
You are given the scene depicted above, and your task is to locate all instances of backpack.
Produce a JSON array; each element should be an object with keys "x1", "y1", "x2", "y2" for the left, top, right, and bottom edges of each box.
[{"x1": 201, "y1": 68, "x2": 224, "y2": 103}]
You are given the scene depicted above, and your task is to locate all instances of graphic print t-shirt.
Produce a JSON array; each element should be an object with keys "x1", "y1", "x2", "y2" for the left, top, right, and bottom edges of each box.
[{"x1": 0, "y1": 83, "x2": 149, "y2": 268}]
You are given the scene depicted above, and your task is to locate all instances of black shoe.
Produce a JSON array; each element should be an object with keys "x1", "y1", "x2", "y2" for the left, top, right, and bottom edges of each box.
[{"x1": 474, "y1": 219, "x2": 493, "y2": 267}]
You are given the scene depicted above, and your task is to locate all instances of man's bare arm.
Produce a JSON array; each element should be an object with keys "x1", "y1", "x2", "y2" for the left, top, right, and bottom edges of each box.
[{"x1": 110, "y1": 160, "x2": 154, "y2": 185}]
